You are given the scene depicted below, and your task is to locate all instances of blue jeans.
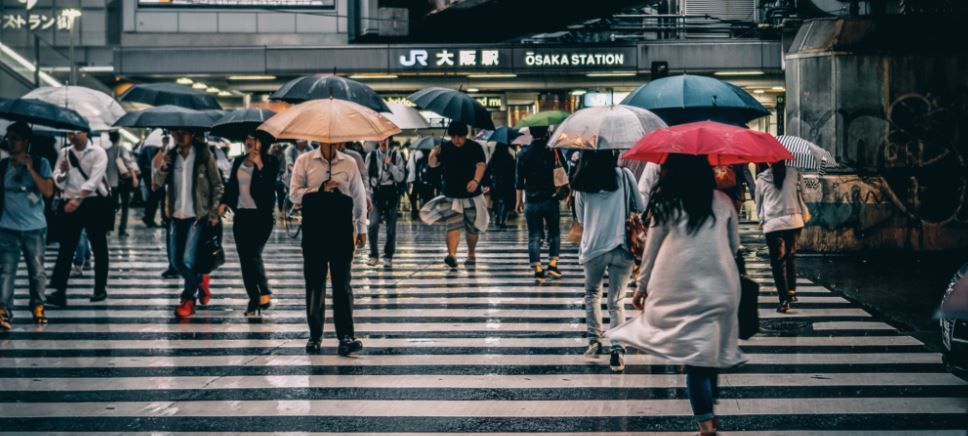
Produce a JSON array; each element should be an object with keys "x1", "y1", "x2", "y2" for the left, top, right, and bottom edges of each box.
[
  {"x1": 524, "y1": 198, "x2": 560, "y2": 265},
  {"x1": 73, "y1": 229, "x2": 91, "y2": 267},
  {"x1": 686, "y1": 366, "x2": 720, "y2": 422},
  {"x1": 169, "y1": 218, "x2": 203, "y2": 301},
  {"x1": 0, "y1": 228, "x2": 47, "y2": 312},
  {"x1": 583, "y1": 246, "x2": 633, "y2": 351}
]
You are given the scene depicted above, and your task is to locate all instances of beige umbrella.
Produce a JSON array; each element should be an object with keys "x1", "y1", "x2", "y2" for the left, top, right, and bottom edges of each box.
[{"x1": 258, "y1": 98, "x2": 400, "y2": 143}]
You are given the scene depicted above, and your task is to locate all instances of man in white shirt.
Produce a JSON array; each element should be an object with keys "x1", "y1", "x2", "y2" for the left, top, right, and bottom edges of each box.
[
  {"x1": 48, "y1": 129, "x2": 112, "y2": 305},
  {"x1": 290, "y1": 142, "x2": 367, "y2": 357},
  {"x1": 363, "y1": 137, "x2": 405, "y2": 268}
]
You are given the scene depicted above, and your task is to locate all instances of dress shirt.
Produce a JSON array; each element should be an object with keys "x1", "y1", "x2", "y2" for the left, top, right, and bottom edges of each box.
[
  {"x1": 289, "y1": 149, "x2": 368, "y2": 235},
  {"x1": 172, "y1": 147, "x2": 196, "y2": 219},
  {"x1": 53, "y1": 144, "x2": 109, "y2": 198},
  {"x1": 364, "y1": 148, "x2": 406, "y2": 194}
]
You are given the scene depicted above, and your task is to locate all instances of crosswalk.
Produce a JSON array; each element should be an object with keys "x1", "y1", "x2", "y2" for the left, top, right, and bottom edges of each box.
[{"x1": 1, "y1": 219, "x2": 966, "y2": 434}]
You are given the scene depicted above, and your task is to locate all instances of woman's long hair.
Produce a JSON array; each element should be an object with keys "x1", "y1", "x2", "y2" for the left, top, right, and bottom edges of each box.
[
  {"x1": 651, "y1": 154, "x2": 716, "y2": 235},
  {"x1": 571, "y1": 150, "x2": 619, "y2": 193},
  {"x1": 771, "y1": 160, "x2": 787, "y2": 190}
]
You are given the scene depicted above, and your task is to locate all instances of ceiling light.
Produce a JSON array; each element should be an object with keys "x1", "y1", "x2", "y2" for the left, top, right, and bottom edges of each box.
[
  {"x1": 206, "y1": 87, "x2": 220, "y2": 93},
  {"x1": 192, "y1": 82, "x2": 207, "y2": 89},
  {"x1": 753, "y1": 89, "x2": 765, "y2": 94},
  {"x1": 771, "y1": 86, "x2": 786, "y2": 91},
  {"x1": 570, "y1": 90, "x2": 587, "y2": 96},
  {"x1": 586, "y1": 72, "x2": 637, "y2": 77},
  {"x1": 713, "y1": 70, "x2": 765, "y2": 76},
  {"x1": 227, "y1": 75, "x2": 276, "y2": 81},
  {"x1": 176, "y1": 77, "x2": 193, "y2": 85},
  {"x1": 217, "y1": 91, "x2": 232, "y2": 97},
  {"x1": 466, "y1": 73, "x2": 516, "y2": 79},
  {"x1": 466, "y1": 88, "x2": 480, "y2": 93},
  {"x1": 348, "y1": 74, "x2": 398, "y2": 80}
]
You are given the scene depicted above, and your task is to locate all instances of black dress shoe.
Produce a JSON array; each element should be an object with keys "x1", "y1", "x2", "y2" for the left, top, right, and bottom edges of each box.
[
  {"x1": 305, "y1": 338, "x2": 322, "y2": 354},
  {"x1": 338, "y1": 337, "x2": 363, "y2": 357},
  {"x1": 161, "y1": 269, "x2": 179, "y2": 279},
  {"x1": 89, "y1": 291, "x2": 108, "y2": 302},
  {"x1": 46, "y1": 291, "x2": 67, "y2": 308}
]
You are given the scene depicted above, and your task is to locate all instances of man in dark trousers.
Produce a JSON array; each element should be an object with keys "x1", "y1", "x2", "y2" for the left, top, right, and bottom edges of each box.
[
  {"x1": 515, "y1": 126, "x2": 564, "y2": 283},
  {"x1": 364, "y1": 136, "x2": 406, "y2": 268},
  {"x1": 139, "y1": 133, "x2": 167, "y2": 228},
  {"x1": 290, "y1": 141, "x2": 368, "y2": 356}
]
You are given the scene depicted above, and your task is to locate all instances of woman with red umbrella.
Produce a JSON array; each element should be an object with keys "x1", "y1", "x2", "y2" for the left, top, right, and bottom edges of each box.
[{"x1": 608, "y1": 121, "x2": 791, "y2": 436}]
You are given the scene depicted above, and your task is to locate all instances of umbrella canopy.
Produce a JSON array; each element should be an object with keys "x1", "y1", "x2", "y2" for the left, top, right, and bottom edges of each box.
[
  {"x1": 623, "y1": 121, "x2": 793, "y2": 166},
  {"x1": 22, "y1": 86, "x2": 125, "y2": 132},
  {"x1": 486, "y1": 126, "x2": 522, "y2": 145},
  {"x1": 939, "y1": 268, "x2": 968, "y2": 320},
  {"x1": 113, "y1": 105, "x2": 222, "y2": 130},
  {"x1": 513, "y1": 110, "x2": 570, "y2": 129},
  {"x1": 382, "y1": 102, "x2": 430, "y2": 130},
  {"x1": 0, "y1": 97, "x2": 90, "y2": 132},
  {"x1": 777, "y1": 135, "x2": 837, "y2": 174},
  {"x1": 120, "y1": 83, "x2": 222, "y2": 110},
  {"x1": 407, "y1": 87, "x2": 495, "y2": 130},
  {"x1": 549, "y1": 104, "x2": 666, "y2": 150},
  {"x1": 271, "y1": 75, "x2": 390, "y2": 113},
  {"x1": 621, "y1": 74, "x2": 769, "y2": 126},
  {"x1": 211, "y1": 108, "x2": 277, "y2": 141},
  {"x1": 258, "y1": 98, "x2": 400, "y2": 143},
  {"x1": 410, "y1": 136, "x2": 443, "y2": 151}
]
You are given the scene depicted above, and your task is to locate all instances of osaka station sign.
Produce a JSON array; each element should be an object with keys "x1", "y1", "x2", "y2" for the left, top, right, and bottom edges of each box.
[{"x1": 390, "y1": 45, "x2": 637, "y2": 73}]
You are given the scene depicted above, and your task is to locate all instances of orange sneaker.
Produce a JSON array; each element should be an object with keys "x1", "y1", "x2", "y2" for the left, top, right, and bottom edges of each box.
[
  {"x1": 175, "y1": 299, "x2": 196, "y2": 318},
  {"x1": 32, "y1": 305, "x2": 47, "y2": 325},
  {"x1": 198, "y1": 275, "x2": 211, "y2": 306}
]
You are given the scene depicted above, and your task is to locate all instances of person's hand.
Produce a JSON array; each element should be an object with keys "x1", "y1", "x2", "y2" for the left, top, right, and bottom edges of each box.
[
  {"x1": 466, "y1": 179, "x2": 479, "y2": 193},
  {"x1": 323, "y1": 180, "x2": 339, "y2": 192},
  {"x1": 209, "y1": 215, "x2": 219, "y2": 226},
  {"x1": 58, "y1": 158, "x2": 69, "y2": 172},
  {"x1": 64, "y1": 198, "x2": 81, "y2": 214},
  {"x1": 131, "y1": 176, "x2": 140, "y2": 189},
  {"x1": 217, "y1": 204, "x2": 227, "y2": 217},
  {"x1": 515, "y1": 200, "x2": 524, "y2": 215},
  {"x1": 632, "y1": 290, "x2": 647, "y2": 311},
  {"x1": 15, "y1": 154, "x2": 32, "y2": 168},
  {"x1": 384, "y1": 154, "x2": 392, "y2": 166},
  {"x1": 431, "y1": 144, "x2": 441, "y2": 157},
  {"x1": 356, "y1": 233, "x2": 367, "y2": 248}
]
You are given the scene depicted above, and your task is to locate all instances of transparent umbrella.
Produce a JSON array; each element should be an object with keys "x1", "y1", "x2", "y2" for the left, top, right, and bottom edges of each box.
[
  {"x1": 549, "y1": 104, "x2": 666, "y2": 150},
  {"x1": 382, "y1": 102, "x2": 430, "y2": 130},
  {"x1": 23, "y1": 86, "x2": 125, "y2": 132}
]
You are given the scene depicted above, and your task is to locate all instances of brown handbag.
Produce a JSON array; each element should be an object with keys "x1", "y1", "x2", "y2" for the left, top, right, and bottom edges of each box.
[{"x1": 621, "y1": 170, "x2": 648, "y2": 263}]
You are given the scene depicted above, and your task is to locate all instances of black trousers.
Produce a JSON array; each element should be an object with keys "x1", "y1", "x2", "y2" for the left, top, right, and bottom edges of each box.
[
  {"x1": 302, "y1": 244, "x2": 354, "y2": 341},
  {"x1": 111, "y1": 179, "x2": 132, "y2": 233},
  {"x1": 50, "y1": 197, "x2": 110, "y2": 294},
  {"x1": 143, "y1": 181, "x2": 165, "y2": 224},
  {"x1": 765, "y1": 228, "x2": 801, "y2": 303},
  {"x1": 234, "y1": 210, "x2": 274, "y2": 309}
]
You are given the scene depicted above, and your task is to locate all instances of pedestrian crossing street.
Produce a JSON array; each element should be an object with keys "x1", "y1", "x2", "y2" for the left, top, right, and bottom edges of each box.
[{"x1": 1, "y1": 218, "x2": 967, "y2": 434}]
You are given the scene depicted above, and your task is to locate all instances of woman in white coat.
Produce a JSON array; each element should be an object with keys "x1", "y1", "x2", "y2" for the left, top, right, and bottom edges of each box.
[
  {"x1": 755, "y1": 161, "x2": 807, "y2": 313},
  {"x1": 606, "y1": 154, "x2": 746, "y2": 436}
]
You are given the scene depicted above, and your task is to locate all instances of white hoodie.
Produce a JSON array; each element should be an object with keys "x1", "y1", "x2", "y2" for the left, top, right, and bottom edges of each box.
[{"x1": 755, "y1": 167, "x2": 807, "y2": 234}]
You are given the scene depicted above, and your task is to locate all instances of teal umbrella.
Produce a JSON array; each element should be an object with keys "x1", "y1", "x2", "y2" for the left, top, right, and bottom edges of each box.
[
  {"x1": 621, "y1": 74, "x2": 768, "y2": 126},
  {"x1": 513, "y1": 110, "x2": 571, "y2": 129}
]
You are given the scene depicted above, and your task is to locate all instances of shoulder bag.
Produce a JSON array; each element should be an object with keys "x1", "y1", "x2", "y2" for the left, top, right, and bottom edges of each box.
[{"x1": 621, "y1": 169, "x2": 647, "y2": 264}]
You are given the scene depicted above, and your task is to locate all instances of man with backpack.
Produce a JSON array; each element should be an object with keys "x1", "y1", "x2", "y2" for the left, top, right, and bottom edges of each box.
[
  {"x1": 0, "y1": 122, "x2": 55, "y2": 330},
  {"x1": 364, "y1": 137, "x2": 406, "y2": 268}
]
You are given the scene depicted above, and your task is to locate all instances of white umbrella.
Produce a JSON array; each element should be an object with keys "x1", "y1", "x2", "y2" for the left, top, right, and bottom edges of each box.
[
  {"x1": 512, "y1": 127, "x2": 533, "y2": 146},
  {"x1": 382, "y1": 102, "x2": 430, "y2": 130},
  {"x1": 778, "y1": 135, "x2": 837, "y2": 174},
  {"x1": 23, "y1": 86, "x2": 126, "y2": 132},
  {"x1": 549, "y1": 104, "x2": 666, "y2": 150}
]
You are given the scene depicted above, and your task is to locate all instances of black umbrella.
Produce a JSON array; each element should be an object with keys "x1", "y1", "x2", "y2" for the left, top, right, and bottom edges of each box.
[
  {"x1": 411, "y1": 136, "x2": 443, "y2": 151},
  {"x1": 0, "y1": 97, "x2": 90, "y2": 132},
  {"x1": 113, "y1": 105, "x2": 222, "y2": 130},
  {"x1": 120, "y1": 83, "x2": 222, "y2": 110},
  {"x1": 211, "y1": 108, "x2": 277, "y2": 141},
  {"x1": 621, "y1": 74, "x2": 768, "y2": 126},
  {"x1": 407, "y1": 87, "x2": 495, "y2": 130},
  {"x1": 270, "y1": 75, "x2": 390, "y2": 113}
]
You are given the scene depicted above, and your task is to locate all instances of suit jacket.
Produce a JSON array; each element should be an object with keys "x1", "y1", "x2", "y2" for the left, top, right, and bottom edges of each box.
[{"x1": 221, "y1": 154, "x2": 279, "y2": 216}]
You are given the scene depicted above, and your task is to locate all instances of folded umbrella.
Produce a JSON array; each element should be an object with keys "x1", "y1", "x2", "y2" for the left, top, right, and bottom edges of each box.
[
  {"x1": 381, "y1": 102, "x2": 430, "y2": 130},
  {"x1": 120, "y1": 83, "x2": 222, "y2": 110},
  {"x1": 0, "y1": 97, "x2": 90, "y2": 132},
  {"x1": 411, "y1": 136, "x2": 442, "y2": 151},
  {"x1": 407, "y1": 87, "x2": 495, "y2": 130},
  {"x1": 622, "y1": 74, "x2": 769, "y2": 126},
  {"x1": 258, "y1": 98, "x2": 400, "y2": 143},
  {"x1": 513, "y1": 110, "x2": 570, "y2": 129},
  {"x1": 271, "y1": 75, "x2": 390, "y2": 113},
  {"x1": 623, "y1": 121, "x2": 793, "y2": 165},
  {"x1": 549, "y1": 104, "x2": 666, "y2": 150},
  {"x1": 113, "y1": 105, "x2": 222, "y2": 130},
  {"x1": 211, "y1": 108, "x2": 277, "y2": 141},
  {"x1": 486, "y1": 126, "x2": 521, "y2": 145},
  {"x1": 778, "y1": 135, "x2": 837, "y2": 174},
  {"x1": 23, "y1": 86, "x2": 125, "y2": 132}
]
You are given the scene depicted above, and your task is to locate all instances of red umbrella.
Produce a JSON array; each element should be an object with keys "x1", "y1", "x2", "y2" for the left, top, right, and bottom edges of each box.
[{"x1": 622, "y1": 121, "x2": 792, "y2": 165}]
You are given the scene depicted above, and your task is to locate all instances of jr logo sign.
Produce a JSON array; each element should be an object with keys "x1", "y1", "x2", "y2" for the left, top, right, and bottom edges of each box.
[{"x1": 399, "y1": 50, "x2": 429, "y2": 67}]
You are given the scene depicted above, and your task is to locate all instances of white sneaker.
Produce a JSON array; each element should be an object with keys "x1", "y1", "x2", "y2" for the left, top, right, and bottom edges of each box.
[
  {"x1": 367, "y1": 258, "x2": 381, "y2": 267},
  {"x1": 583, "y1": 342, "x2": 603, "y2": 359}
]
